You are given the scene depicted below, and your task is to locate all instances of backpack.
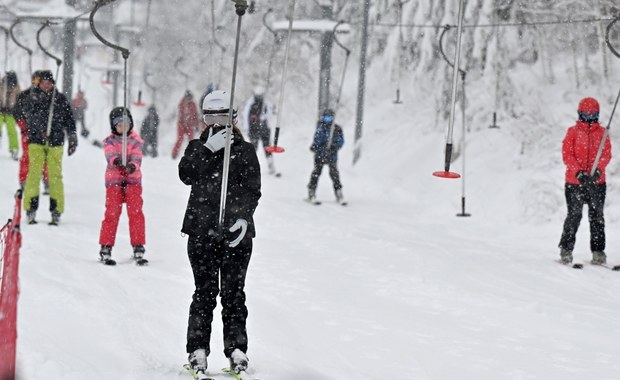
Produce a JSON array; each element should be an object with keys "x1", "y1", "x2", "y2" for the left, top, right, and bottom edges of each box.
[{"x1": 248, "y1": 97, "x2": 264, "y2": 126}]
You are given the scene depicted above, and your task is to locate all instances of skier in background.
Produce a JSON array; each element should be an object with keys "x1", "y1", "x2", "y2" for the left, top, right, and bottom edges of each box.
[
  {"x1": 172, "y1": 90, "x2": 200, "y2": 159},
  {"x1": 0, "y1": 71, "x2": 21, "y2": 160},
  {"x1": 98, "y1": 107, "x2": 146, "y2": 265},
  {"x1": 14, "y1": 70, "x2": 78, "y2": 225},
  {"x1": 558, "y1": 97, "x2": 612, "y2": 266},
  {"x1": 72, "y1": 89, "x2": 90, "y2": 138},
  {"x1": 140, "y1": 104, "x2": 159, "y2": 157},
  {"x1": 307, "y1": 108, "x2": 345, "y2": 204},
  {"x1": 179, "y1": 90, "x2": 261, "y2": 378},
  {"x1": 13, "y1": 71, "x2": 49, "y2": 191},
  {"x1": 242, "y1": 85, "x2": 277, "y2": 175}
]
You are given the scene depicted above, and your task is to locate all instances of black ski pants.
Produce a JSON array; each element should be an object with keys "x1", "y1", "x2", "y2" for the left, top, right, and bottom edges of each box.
[
  {"x1": 308, "y1": 157, "x2": 342, "y2": 193},
  {"x1": 186, "y1": 234, "x2": 252, "y2": 357},
  {"x1": 559, "y1": 183, "x2": 606, "y2": 252},
  {"x1": 249, "y1": 122, "x2": 272, "y2": 158}
]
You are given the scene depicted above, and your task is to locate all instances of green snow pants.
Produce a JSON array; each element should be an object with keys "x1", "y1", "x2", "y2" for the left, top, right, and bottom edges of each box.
[
  {"x1": 0, "y1": 112, "x2": 19, "y2": 154},
  {"x1": 23, "y1": 144, "x2": 65, "y2": 214}
]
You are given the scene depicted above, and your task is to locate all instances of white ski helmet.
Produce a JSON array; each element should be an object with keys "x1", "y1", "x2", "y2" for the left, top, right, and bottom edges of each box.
[
  {"x1": 253, "y1": 85, "x2": 265, "y2": 97},
  {"x1": 202, "y1": 90, "x2": 237, "y2": 126}
]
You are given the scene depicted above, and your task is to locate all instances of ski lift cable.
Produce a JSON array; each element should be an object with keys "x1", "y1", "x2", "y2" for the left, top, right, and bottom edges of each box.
[
  {"x1": 265, "y1": 0, "x2": 297, "y2": 154},
  {"x1": 433, "y1": 0, "x2": 465, "y2": 179},
  {"x1": 36, "y1": 21, "x2": 62, "y2": 141},
  {"x1": 361, "y1": 16, "x2": 615, "y2": 29},
  {"x1": 89, "y1": 0, "x2": 131, "y2": 166},
  {"x1": 9, "y1": 19, "x2": 33, "y2": 75},
  {"x1": 590, "y1": 14, "x2": 620, "y2": 177},
  {"x1": 217, "y1": 0, "x2": 249, "y2": 236}
]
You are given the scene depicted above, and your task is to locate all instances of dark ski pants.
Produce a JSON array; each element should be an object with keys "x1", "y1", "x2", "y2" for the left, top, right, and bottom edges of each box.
[
  {"x1": 559, "y1": 183, "x2": 606, "y2": 252},
  {"x1": 308, "y1": 158, "x2": 342, "y2": 193},
  {"x1": 186, "y1": 234, "x2": 252, "y2": 358},
  {"x1": 249, "y1": 123, "x2": 272, "y2": 158}
]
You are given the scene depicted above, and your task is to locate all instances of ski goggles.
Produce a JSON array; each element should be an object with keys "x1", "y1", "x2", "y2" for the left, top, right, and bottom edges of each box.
[
  {"x1": 111, "y1": 115, "x2": 131, "y2": 127},
  {"x1": 203, "y1": 113, "x2": 230, "y2": 126},
  {"x1": 322, "y1": 115, "x2": 334, "y2": 123},
  {"x1": 579, "y1": 111, "x2": 599, "y2": 123}
]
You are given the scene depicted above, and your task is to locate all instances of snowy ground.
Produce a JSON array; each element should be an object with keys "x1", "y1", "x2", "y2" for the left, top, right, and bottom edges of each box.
[{"x1": 2, "y1": 23, "x2": 620, "y2": 380}]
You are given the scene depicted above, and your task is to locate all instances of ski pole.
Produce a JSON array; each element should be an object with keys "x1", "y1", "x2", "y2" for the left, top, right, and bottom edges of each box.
[
  {"x1": 9, "y1": 19, "x2": 33, "y2": 77},
  {"x1": 433, "y1": 0, "x2": 466, "y2": 179},
  {"x1": 266, "y1": 0, "x2": 297, "y2": 154},
  {"x1": 36, "y1": 21, "x2": 63, "y2": 142},
  {"x1": 217, "y1": 0, "x2": 249, "y2": 237},
  {"x1": 90, "y1": 0, "x2": 131, "y2": 165},
  {"x1": 590, "y1": 15, "x2": 620, "y2": 176}
]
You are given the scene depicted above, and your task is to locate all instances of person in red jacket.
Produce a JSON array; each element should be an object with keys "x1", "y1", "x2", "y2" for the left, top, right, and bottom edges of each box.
[
  {"x1": 98, "y1": 107, "x2": 146, "y2": 265},
  {"x1": 172, "y1": 91, "x2": 200, "y2": 159},
  {"x1": 559, "y1": 97, "x2": 612, "y2": 265}
]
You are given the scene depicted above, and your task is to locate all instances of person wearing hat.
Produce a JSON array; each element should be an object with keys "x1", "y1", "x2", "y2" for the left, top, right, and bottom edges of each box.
[
  {"x1": 140, "y1": 104, "x2": 160, "y2": 157},
  {"x1": 307, "y1": 108, "x2": 345, "y2": 204},
  {"x1": 13, "y1": 71, "x2": 50, "y2": 190},
  {"x1": 0, "y1": 71, "x2": 21, "y2": 160},
  {"x1": 98, "y1": 107, "x2": 146, "y2": 265},
  {"x1": 558, "y1": 97, "x2": 612, "y2": 266},
  {"x1": 172, "y1": 90, "x2": 200, "y2": 159},
  {"x1": 13, "y1": 70, "x2": 78, "y2": 225}
]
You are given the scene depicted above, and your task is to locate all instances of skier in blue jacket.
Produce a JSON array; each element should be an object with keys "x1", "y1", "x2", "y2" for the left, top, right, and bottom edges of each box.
[{"x1": 307, "y1": 108, "x2": 344, "y2": 203}]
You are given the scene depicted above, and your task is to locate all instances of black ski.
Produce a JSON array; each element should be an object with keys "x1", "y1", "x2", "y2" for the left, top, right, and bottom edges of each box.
[
  {"x1": 134, "y1": 257, "x2": 149, "y2": 266},
  {"x1": 101, "y1": 258, "x2": 117, "y2": 266}
]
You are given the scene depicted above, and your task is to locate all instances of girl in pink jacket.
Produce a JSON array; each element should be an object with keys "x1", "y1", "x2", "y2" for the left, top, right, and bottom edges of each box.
[{"x1": 98, "y1": 107, "x2": 146, "y2": 265}]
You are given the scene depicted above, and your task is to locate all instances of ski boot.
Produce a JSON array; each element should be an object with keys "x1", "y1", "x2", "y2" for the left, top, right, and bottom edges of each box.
[
  {"x1": 229, "y1": 348, "x2": 248, "y2": 374},
  {"x1": 26, "y1": 210, "x2": 37, "y2": 225},
  {"x1": 559, "y1": 248, "x2": 573, "y2": 265},
  {"x1": 186, "y1": 348, "x2": 208, "y2": 379},
  {"x1": 132, "y1": 245, "x2": 148, "y2": 266},
  {"x1": 99, "y1": 245, "x2": 116, "y2": 266},
  {"x1": 49, "y1": 211, "x2": 61, "y2": 226},
  {"x1": 10, "y1": 150, "x2": 18, "y2": 161},
  {"x1": 306, "y1": 188, "x2": 320, "y2": 205},
  {"x1": 591, "y1": 251, "x2": 607, "y2": 265}
]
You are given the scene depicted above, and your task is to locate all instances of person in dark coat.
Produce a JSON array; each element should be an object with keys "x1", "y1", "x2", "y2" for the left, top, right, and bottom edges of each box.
[
  {"x1": 13, "y1": 70, "x2": 78, "y2": 225},
  {"x1": 558, "y1": 97, "x2": 612, "y2": 265},
  {"x1": 179, "y1": 90, "x2": 261, "y2": 378},
  {"x1": 307, "y1": 108, "x2": 345, "y2": 203},
  {"x1": 140, "y1": 105, "x2": 159, "y2": 157}
]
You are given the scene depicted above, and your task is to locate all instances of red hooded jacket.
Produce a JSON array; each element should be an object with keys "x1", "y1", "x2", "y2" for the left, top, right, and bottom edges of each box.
[{"x1": 562, "y1": 120, "x2": 611, "y2": 185}]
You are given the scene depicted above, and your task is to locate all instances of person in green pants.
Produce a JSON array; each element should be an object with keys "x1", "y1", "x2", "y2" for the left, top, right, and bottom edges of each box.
[
  {"x1": 13, "y1": 70, "x2": 78, "y2": 225},
  {"x1": 0, "y1": 71, "x2": 21, "y2": 160}
]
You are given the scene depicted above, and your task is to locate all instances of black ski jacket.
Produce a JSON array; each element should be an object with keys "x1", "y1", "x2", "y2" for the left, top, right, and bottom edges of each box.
[
  {"x1": 13, "y1": 87, "x2": 76, "y2": 147},
  {"x1": 179, "y1": 128, "x2": 261, "y2": 238}
]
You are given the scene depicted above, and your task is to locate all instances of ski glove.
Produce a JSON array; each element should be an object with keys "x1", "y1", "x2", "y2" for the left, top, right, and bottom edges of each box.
[
  {"x1": 127, "y1": 163, "x2": 137, "y2": 174},
  {"x1": 228, "y1": 218, "x2": 248, "y2": 247},
  {"x1": 67, "y1": 134, "x2": 78, "y2": 156},
  {"x1": 204, "y1": 128, "x2": 228, "y2": 153},
  {"x1": 113, "y1": 157, "x2": 123, "y2": 167},
  {"x1": 576, "y1": 171, "x2": 591, "y2": 184}
]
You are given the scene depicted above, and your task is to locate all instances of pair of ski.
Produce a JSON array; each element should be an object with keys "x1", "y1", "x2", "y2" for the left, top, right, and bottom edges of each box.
[
  {"x1": 183, "y1": 364, "x2": 254, "y2": 380},
  {"x1": 564, "y1": 261, "x2": 620, "y2": 271},
  {"x1": 305, "y1": 198, "x2": 348, "y2": 206},
  {"x1": 100, "y1": 256, "x2": 148, "y2": 266}
]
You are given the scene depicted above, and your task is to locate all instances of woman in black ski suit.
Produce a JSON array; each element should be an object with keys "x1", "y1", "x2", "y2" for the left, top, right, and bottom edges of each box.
[{"x1": 179, "y1": 90, "x2": 261, "y2": 375}]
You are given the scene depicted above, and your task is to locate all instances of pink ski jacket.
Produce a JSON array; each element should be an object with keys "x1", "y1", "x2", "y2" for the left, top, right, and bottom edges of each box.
[{"x1": 103, "y1": 131, "x2": 144, "y2": 186}]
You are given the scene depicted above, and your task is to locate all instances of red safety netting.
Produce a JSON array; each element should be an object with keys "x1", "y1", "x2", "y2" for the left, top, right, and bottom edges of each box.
[{"x1": 0, "y1": 190, "x2": 23, "y2": 380}]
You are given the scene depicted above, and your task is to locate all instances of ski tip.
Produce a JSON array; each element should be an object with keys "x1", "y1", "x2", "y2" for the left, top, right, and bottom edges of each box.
[
  {"x1": 572, "y1": 263, "x2": 584, "y2": 269},
  {"x1": 265, "y1": 145, "x2": 285, "y2": 153},
  {"x1": 275, "y1": 172, "x2": 282, "y2": 178},
  {"x1": 101, "y1": 258, "x2": 117, "y2": 266},
  {"x1": 612, "y1": 265, "x2": 620, "y2": 271}
]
